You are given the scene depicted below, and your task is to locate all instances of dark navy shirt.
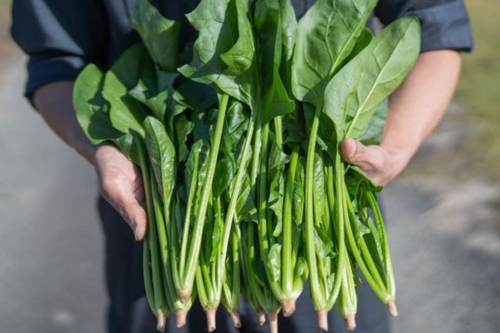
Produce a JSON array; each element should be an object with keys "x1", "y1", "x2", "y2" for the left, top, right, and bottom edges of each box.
[{"x1": 11, "y1": 0, "x2": 473, "y2": 97}]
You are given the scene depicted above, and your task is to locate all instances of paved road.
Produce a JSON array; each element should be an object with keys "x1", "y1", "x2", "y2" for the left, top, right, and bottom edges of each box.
[
  {"x1": 0, "y1": 57, "x2": 106, "y2": 332},
  {"x1": 1, "y1": 56, "x2": 499, "y2": 333}
]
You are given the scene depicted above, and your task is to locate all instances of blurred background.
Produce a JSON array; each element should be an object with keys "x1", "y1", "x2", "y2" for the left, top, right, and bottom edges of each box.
[{"x1": 0, "y1": 0, "x2": 498, "y2": 332}]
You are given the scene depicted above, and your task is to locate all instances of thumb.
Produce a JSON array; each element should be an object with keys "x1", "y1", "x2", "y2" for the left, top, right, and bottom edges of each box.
[
  {"x1": 100, "y1": 179, "x2": 147, "y2": 241},
  {"x1": 341, "y1": 138, "x2": 382, "y2": 173}
]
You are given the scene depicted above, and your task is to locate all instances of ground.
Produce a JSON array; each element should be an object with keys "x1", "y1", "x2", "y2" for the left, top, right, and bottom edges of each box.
[{"x1": 0, "y1": 1, "x2": 499, "y2": 332}]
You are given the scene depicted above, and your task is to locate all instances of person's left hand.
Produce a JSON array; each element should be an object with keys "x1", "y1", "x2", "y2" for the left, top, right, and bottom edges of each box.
[{"x1": 340, "y1": 138, "x2": 410, "y2": 186}]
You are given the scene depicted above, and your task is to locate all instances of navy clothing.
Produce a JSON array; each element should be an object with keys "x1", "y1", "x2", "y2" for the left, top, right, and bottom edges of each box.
[{"x1": 11, "y1": 1, "x2": 473, "y2": 332}]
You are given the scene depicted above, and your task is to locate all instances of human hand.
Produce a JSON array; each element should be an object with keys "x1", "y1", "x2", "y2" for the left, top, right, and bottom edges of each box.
[
  {"x1": 94, "y1": 143, "x2": 147, "y2": 240},
  {"x1": 340, "y1": 138, "x2": 411, "y2": 186}
]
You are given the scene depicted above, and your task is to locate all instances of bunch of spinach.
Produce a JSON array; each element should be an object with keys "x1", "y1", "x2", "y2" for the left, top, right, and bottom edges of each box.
[
  {"x1": 73, "y1": 0, "x2": 421, "y2": 332},
  {"x1": 291, "y1": 0, "x2": 420, "y2": 330}
]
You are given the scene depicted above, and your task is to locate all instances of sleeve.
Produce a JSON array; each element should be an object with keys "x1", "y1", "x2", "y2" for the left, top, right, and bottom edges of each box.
[
  {"x1": 375, "y1": 0, "x2": 473, "y2": 52},
  {"x1": 10, "y1": 0, "x2": 109, "y2": 97}
]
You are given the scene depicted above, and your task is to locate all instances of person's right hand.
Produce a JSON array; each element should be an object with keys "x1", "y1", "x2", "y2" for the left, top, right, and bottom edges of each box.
[{"x1": 94, "y1": 143, "x2": 147, "y2": 241}]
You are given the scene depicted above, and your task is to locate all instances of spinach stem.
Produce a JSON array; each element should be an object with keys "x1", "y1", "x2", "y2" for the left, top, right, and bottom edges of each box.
[
  {"x1": 282, "y1": 146, "x2": 299, "y2": 296},
  {"x1": 216, "y1": 121, "x2": 255, "y2": 297},
  {"x1": 181, "y1": 93, "x2": 230, "y2": 298},
  {"x1": 143, "y1": 237, "x2": 156, "y2": 313},
  {"x1": 304, "y1": 111, "x2": 324, "y2": 308},
  {"x1": 139, "y1": 149, "x2": 167, "y2": 320},
  {"x1": 367, "y1": 192, "x2": 396, "y2": 299},
  {"x1": 179, "y1": 152, "x2": 200, "y2": 275}
]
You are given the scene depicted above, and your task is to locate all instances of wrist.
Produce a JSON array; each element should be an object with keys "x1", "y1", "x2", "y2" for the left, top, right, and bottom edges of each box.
[
  {"x1": 72, "y1": 134, "x2": 98, "y2": 165},
  {"x1": 379, "y1": 140, "x2": 416, "y2": 176}
]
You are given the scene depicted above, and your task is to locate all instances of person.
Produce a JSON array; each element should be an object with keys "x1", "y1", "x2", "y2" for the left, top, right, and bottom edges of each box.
[{"x1": 11, "y1": 0, "x2": 473, "y2": 332}]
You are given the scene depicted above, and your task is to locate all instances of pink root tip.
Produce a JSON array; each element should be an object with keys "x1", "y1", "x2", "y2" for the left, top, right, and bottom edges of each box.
[
  {"x1": 230, "y1": 311, "x2": 241, "y2": 328},
  {"x1": 257, "y1": 310, "x2": 266, "y2": 326},
  {"x1": 387, "y1": 301, "x2": 398, "y2": 317},
  {"x1": 317, "y1": 310, "x2": 328, "y2": 332},
  {"x1": 345, "y1": 314, "x2": 356, "y2": 331},
  {"x1": 282, "y1": 300, "x2": 296, "y2": 317},
  {"x1": 175, "y1": 310, "x2": 187, "y2": 328},
  {"x1": 206, "y1": 308, "x2": 217, "y2": 332},
  {"x1": 268, "y1": 311, "x2": 279, "y2": 333},
  {"x1": 156, "y1": 313, "x2": 167, "y2": 332}
]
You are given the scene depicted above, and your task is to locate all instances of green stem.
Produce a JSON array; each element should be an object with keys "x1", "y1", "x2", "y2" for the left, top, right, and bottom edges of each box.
[
  {"x1": 196, "y1": 265, "x2": 208, "y2": 308},
  {"x1": 143, "y1": 239, "x2": 156, "y2": 313},
  {"x1": 344, "y1": 191, "x2": 388, "y2": 290},
  {"x1": 257, "y1": 123, "x2": 283, "y2": 299},
  {"x1": 367, "y1": 192, "x2": 396, "y2": 299},
  {"x1": 179, "y1": 152, "x2": 200, "y2": 275},
  {"x1": 140, "y1": 152, "x2": 167, "y2": 315},
  {"x1": 325, "y1": 154, "x2": 347, "y2": 309},
  {"x1": 343, "y1": 190, "x2": 388, "y2": 302},
  {"x1": 304, "y1": 110, "x2": 324, "y2": 309},
  {"x1": 216, "y1": 121, "x2": 255, "y2": 297},
  {"x1": 181, "y1": 94, "x2": 230, "y2": 296},
  {"x1": 282, "y1": 146, "x2": 299, "y2": 296},
  {"x1": 170, "y1": 198, "x2": 181, "y2": 293}
]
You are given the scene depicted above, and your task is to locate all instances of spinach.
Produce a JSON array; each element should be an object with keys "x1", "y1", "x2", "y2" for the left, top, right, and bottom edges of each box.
[{"x1": 73, "y1": 0, "x2": 421, "y2": 331}]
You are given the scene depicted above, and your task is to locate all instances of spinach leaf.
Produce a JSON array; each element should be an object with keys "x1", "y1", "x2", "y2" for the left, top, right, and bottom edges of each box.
[
  {"x1": 103, "y1": 44, "x2": 150, "y2": 138},
  {"x1": 143, "y1": 116, "x2": 176, "y2": 204},
  {"x1": 132, "y1": 0, "x2": 180, "y2": 72},
  {"x1": 292, "y1": 0, "x2": 378, "y2": 107},
  {"x1": 73, "y1": 64, "x2": 123, "y2": 145},
  {"x1": 323, "y1": 17, "x2": 421, "y2": 140}
]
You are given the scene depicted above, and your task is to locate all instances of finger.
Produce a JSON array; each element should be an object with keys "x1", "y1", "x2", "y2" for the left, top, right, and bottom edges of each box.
[
  {"x1": 341, "y1": 138, "x2": 381, "y2": 173},
  {"x1": 100, "y1": 178, "x2": 147, "y2": 241}
]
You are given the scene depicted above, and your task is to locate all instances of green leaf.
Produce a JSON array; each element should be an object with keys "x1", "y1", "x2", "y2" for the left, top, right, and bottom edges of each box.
[
  {"x1": 210, "y1": 203, "x2": 224, "y2": 262},
  {"x1": 359, "y1": 99, "x2": 388, "y2": 146},
  {"x1": 173, "y1": 79, "x2": 217, "y2": 114},
  {"x1": 175, "y1": 114, "x2": 194, "y2": 162},
  {"x1": 292, "y1": 156, "x2": 305, "y2": 225},
  {"x1": 314, "y1": 226, "x2": 334, "y2": 258},
  {"x1": 313, "y1": 153, "x2": 326, "y2": 224},
  {"x1": 352, "y1": 215, "x2": 371, "y2": 240},
  {"x1": 185, "y1": 140, "x2": 205, "y2": 194},
  {"x1": 322, "y1": 17, "x2": 421, "y2": 140},
  {"x1": 129, "y1": 63, "x2": 178, "y2": 121},
  {"x1": 103, "y1": 44, "x2": 150, "y2": 138},
  {"x1": 268, "y1": 136, "x2": 289, "y2": 236},
  {"x1": 236, "y1": 174, "x2": 258, "y2": 223},
  {"x1": 226, "y1": 101, "x2": 247, "y2": 134},
  {"x1": 254, "y1": 0, "x2": 295, "y2": 124},
  {"x1": 143, "y1": 116, "x2": 176, "y2": 203},
  {"x1": 213, "y1": 156, "x2": 234, "y2": 199},
  {"x1": 292, "y1": 0, "x2": 378, "y2": 107},
  {"x1": 222, "y1": 100, "x2": 249, "y2": 155},
  {"x1": 292, "y1": 255, "x2": 309, "y2": 297},
  {"x1": 267, "y1": 244, "x2": 282, "y2": 283},
  {"x1": 132, "y1": 0, "x2": 180, "y2": 71},
  {"x1": 279, "y1": 0, "x2": 297, "y2": 93},
  {"x1": 365, "y1": 217, "x2": 386, "y2": 276},
  {"x1": 73, "y1": 64, "x2": 123, "y2": 145},
  {"x1": 178, "y1": 0, "x2": 257, "y2": 108}
]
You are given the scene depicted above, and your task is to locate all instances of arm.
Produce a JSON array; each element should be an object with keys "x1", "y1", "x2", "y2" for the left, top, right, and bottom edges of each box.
[
  {"x1": 12, "y1": 0, "x2": 146, "y2": 240},
  {"x1": 33, "y1": 81, "x2": 147, "y2": 240},
  {"x1": 341, "y1": 50, "x2": 462, "y2": 185}
]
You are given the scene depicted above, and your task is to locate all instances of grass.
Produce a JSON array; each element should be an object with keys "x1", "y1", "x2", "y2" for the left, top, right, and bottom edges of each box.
[
  {"x1": 0, "y1": 0, "x2": 14, "y2": 58},
  {"x1": 401, "y1": 0, "x2": 500, "y2": 182},
  {"x1": 456, "y1": 0, "x2": 500, "y2": 180}
]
